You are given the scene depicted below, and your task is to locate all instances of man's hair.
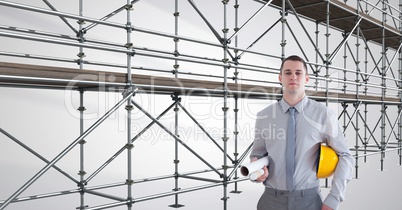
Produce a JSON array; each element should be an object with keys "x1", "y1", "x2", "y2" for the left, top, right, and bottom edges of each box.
[{"x1": 279, "y1": 55, "x2": 308, "y2": 74}]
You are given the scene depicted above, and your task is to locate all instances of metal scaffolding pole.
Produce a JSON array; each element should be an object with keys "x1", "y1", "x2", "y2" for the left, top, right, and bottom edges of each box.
[
  {"x1": 221, "y1": 1, "x2": 230, "y2": 209},
  {"x1": 355, "y1": 0, "x2": 361, "y2": 179},
  {"x1": 324, "y1": 0, "x2": 331, "y2": 188},
  {"x1": 77, "y1": 1, "x2": 86, "y2": 209},
  {"x1": 399, "y1": 0, "x2": 402, "y2": 166},
  {"x1": 78, "y1": 88, "x2": 87, "y2": 210},
  {"x1": 170, "y1": 94, "x2": 184, "y2": 208},
  {"x1": 363, "y1": 32, "x2": 369, "y2": 163},
  {"x1": 230, "y1": 0, "x2": 242, "y2": 195},
  {"x1": 169, "y1": 0, "x2": 184, "y2": 207},
  {"x1": 280, "y1": 0, "x2": 286, "y2": 59},
  {"x1": 77, "y1": 0, "x2": 85, "y2": 70},
  {"x1": 125, "y1": 1, "x2": 134, "y2": 209},
  {"x1": 380, "y1": 0, "x2": 387, "y2": 171},
  {"x1": 314, "y1": 22, "x2": 320, "y2": 91}
]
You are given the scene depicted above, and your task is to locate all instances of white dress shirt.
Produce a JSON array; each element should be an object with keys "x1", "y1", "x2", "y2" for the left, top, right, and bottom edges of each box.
[{"x1": 251, "y1": 96, "x2": 353, "y2": 209}]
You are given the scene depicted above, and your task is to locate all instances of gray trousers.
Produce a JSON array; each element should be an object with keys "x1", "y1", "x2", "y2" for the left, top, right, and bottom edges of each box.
[{"x1": 257, "y1": 187, "x2": 323, "y2": 210}]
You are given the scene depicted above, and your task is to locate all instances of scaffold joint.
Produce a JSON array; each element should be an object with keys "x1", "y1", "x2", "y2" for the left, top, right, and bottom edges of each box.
[
  {"x1": 222, "y1": 137, "x2": 229, "y2": 142},
  {"x1": 122, "y1": 87, "x2": 138, "y2": 98},
  {"x1": 76, "y1": 205, "x2": 89, "y2": 210},
  {"x1": 126, "y1": 179, "x2": 134, "y2": 185},
  {"x1": 76, "y1": 30, "x2": 86, "y2": 41},
  {"x1": 279, "y1": 10, "x2": 289, "y2": 16},
  {"x1": 222, "y1": 0, "x2": 229, "y2": 5},
  {"x1": 77, "y1": 106, "x2": 86, "y2": 112},
  {"x1": 77, "y1": 52, "x2": 86, "y2": 58},
  {"x1": 125, "y1": 105, "x2": 134, "y2": 111},
  {"x1": 173, "y1": 50, "x2": 180, "y2": 57},
  {"x1": 124, "y1": 43, "x2": 133, "y2": 49},
  {"x1": 77, "y1": 181, "x2": 87, "y2": 190},
  {"x1": 124, "y1": 4, "x2": 134, "y2": 11},
  {"x1": 77, "y1": 19, "x2": 86, "y2": 25},
  {"x1": 221, "y1": 196, "x2": 230, "y2": 201},
  {"x1": 128, "y1": 49, "x2": 136, "y2": 57},
  {"x1": 171, "y1": 94, "x2": 181, "y2": 102},
  {"x1": 79, "y1": 139, "x2": 87, "y2": 145},
  {"x1": 78, "y1": 170, "x2": 87, "y2": 176},
  {"x1": 125, "y1": 143, "x2": 134, "y2": 149},
  {"x1": 221, "y1": 38, "x2": 231, "y2": 45},
  {"x1": 173, "y1": 12, "x2": 180, "y2": 17},
  {"x1": 172, "y1": 187, "x2": 181, "y2": 192},
  {"x1": 127, "y1": 198, "x2": 134, "y2": 208},
  {"x1": 173, "y1": 160, "x2": 180, "y2": 164}
]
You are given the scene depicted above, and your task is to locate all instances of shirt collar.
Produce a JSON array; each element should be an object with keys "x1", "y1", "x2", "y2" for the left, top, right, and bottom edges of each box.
[{"x1": 280, "y1": 96, "x2": 308, "y2": 114}]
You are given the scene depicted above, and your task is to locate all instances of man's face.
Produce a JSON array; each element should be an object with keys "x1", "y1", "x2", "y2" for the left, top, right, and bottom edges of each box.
[{"x1": 278, "y1": 60, "x2": 309, "y2": 95}]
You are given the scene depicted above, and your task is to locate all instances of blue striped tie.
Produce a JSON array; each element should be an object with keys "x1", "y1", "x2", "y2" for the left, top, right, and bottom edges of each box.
[{"x1": 286, "y1": 107, "x2": 296, "y2": 191}]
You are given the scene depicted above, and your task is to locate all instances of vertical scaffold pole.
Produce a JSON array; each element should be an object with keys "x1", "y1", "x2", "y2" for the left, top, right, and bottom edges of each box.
[
  {"x1": 324, "y1": 0, "x2": 330, "y2": 188},
  {"x1": 314, "y1": 22, "x2": 319, "y2": 91},
  {"x1": 171, "y1": 93, "x2": 183, "y2": 207},
  {"x1": 125, "y1": 1, "x2": 134, "y2": 208},
  {"x1": 230, "y1": 0, "x2": 241, "y2": 194},
  {"x1": 342, "y1": 32, "x2": 347, "y2": 95},
  {"x1": 380, "y1": 0, "x2": 387, "y2": 171},
  {"x1": 169, "y1": 0, "x2": 184, "y2": 208},
  {"x1": 222, "y1": 1, "x2": 229, "y2": 209},
  {"x1": 354, "y1": 0, "x2": 361, "y2": 178},
  {"x1": 77, "y1": 1, "x2": 87, "y2": 208},
  {"x1": 77, "y1": 0, "x2": 85, "y2": 70},
  {"x1": 78, "y1": 88, "x2": 87, "y2": 210},
  {"x1": 281, "y1": 0, "x2": 286, "y2": 59},
  {"x1": 342, "y1": 33, "x2": 348, "y2": 176},
  {"x1": 363, "y1": 35, "x2": 368, "y2": 163},
  {"x1": 398, "y1": 0, "x2": 402, "y2": 166}
]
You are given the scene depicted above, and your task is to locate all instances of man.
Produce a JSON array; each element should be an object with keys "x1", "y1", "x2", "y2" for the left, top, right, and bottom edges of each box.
[{"x1": 250, "y1": 55, "x2": 353, "y2": 210}]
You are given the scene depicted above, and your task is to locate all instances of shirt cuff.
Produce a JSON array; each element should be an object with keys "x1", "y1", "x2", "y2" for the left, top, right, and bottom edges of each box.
[{"x1": 323, "y1": 194, "x2": 340, "y2": 210}]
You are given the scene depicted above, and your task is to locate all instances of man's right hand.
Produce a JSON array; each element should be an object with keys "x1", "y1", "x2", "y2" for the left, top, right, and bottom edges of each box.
[{"x1": 251, "y1": 157, "x2": 269, "y2": 182}]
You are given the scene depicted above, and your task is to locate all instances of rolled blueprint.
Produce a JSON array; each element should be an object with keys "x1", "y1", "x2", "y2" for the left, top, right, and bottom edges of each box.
[
  {"x1": 240, "y1": 156, "x2": 269, "y2": 181},
  {"x1": 249, "y1": 169, "x2": 264, "y2": 181}
]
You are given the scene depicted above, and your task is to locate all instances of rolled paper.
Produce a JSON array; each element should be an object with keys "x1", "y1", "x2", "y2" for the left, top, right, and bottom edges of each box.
[
  {"x1": 249, "y1": 169, "x2": 264, "y2": 181},
  {"x1": 240, "y1": 156, "x2": 269, "y2": 180}
]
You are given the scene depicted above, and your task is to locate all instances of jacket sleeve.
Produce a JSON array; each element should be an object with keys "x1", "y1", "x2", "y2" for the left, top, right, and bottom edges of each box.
[
  {"x1": 323, "y1": 109, "x2": 354, "y2": 209},
  {"x1": 250, "y1": 112, "x2": 269, "y2": 160}
]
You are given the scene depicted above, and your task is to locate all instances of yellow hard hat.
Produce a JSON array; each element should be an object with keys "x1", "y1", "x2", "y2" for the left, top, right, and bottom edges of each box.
[{"x1": 316, "y1": 143, "x2": 339, "y2": 179}]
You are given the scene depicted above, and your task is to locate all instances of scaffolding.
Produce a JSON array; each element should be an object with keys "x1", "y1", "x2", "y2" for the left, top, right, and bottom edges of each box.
[{"x1": 0, "y1": 0, "x2": 401, "y2": 209}]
